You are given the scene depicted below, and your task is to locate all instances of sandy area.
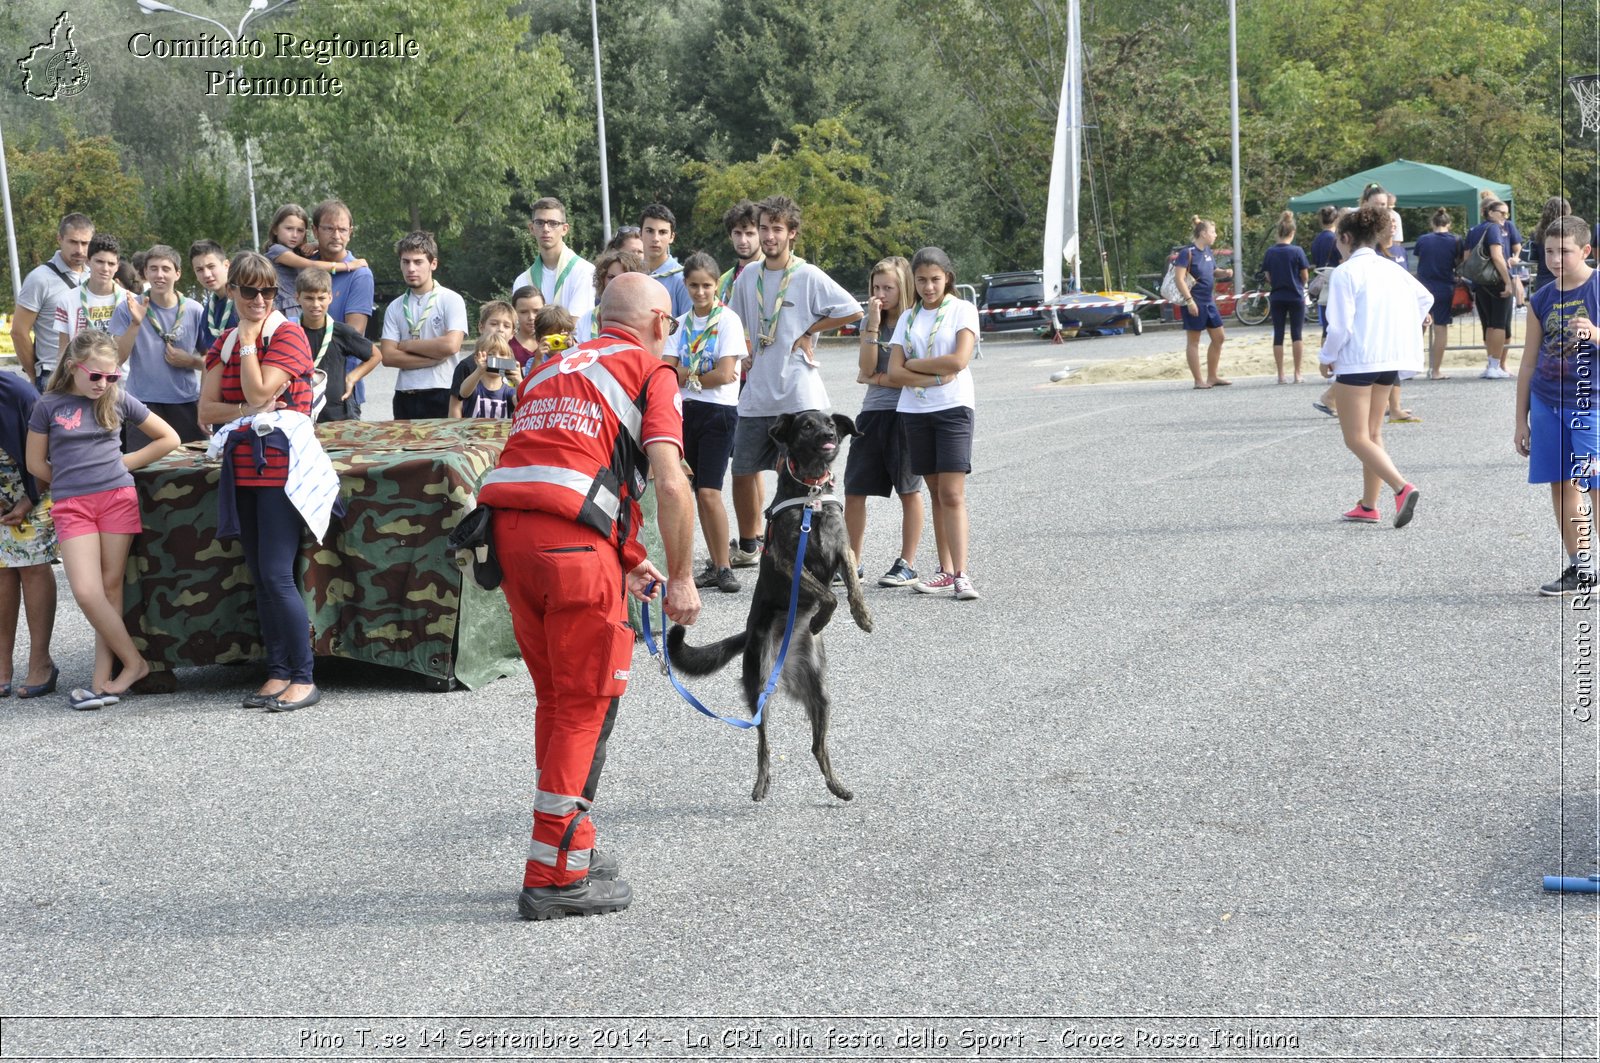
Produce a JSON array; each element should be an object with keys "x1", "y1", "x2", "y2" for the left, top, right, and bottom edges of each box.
[{"x1": 1052, "y1": 318, "x2": 1528, "y2": 386}]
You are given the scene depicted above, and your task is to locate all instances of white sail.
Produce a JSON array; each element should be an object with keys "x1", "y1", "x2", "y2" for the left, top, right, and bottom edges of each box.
[{"x1": 1042, "y1": 0, "x2": 1083, "y2": 300}]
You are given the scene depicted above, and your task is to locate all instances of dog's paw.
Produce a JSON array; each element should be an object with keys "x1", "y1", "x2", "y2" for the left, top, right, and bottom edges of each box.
[{"x1": 826, "y1": 779, "x2": 854, "y2": 801}]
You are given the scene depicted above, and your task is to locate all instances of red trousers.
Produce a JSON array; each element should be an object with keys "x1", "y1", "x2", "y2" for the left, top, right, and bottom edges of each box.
[{"x1": 493, "y1": 509, "x2": 636, "y2": 888}]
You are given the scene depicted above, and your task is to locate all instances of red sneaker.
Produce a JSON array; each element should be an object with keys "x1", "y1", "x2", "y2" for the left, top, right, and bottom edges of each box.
[
  {"x1": 1342, "y1": 503, "x2": 1380, "y2": 523},
  {"x1": 1393, "y1": 484, "x2": 1419, "y2": 528}
]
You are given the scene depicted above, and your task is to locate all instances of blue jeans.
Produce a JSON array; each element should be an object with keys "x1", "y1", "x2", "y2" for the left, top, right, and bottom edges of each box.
[{"x1": 236, "y1": 486, "x2": 314, "y2": 683}]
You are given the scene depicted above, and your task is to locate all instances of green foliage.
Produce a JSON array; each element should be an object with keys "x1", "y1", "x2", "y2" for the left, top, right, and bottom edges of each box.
[
  {"x1": 229, "y1": 0, "x2": 581, "y2": 256},
  {"x1": 0, "y1": 128, "x2": 149, "y2": 311},
  {"x1": 150, "y1": 164, "x2": 250, "y2": 270},
  {"x1": 685, "y1": 119, "x2": 910, "y2": 288}
]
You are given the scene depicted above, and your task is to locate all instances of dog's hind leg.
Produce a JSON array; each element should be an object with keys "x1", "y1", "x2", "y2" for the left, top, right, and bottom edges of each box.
[
  {"x1": 747, "y1": 629, "x2": 777, "y2": 802},
  {"x1": 785, "y1": 635, "x2": 853, "y2": 801},
  {"x1": 842, "y1": 551, "x2": 873, "y2": 633}
]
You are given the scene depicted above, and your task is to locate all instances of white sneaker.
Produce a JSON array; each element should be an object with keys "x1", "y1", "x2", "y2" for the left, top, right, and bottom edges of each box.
[
  {"x1": 1480, "y1": 363, "x2": 1496, "y2": 379},
  {"x1": 952, "y1": 573, "x2": 981, "y2": 601},
  {"x1": 1487, "y1": 364, "x2": 1512, "y2": 379}
]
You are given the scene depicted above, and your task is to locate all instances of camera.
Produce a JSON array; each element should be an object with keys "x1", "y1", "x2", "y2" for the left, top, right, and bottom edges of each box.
[{"x1": 485, "y1": 356, "x2": 517, "y2": 373}]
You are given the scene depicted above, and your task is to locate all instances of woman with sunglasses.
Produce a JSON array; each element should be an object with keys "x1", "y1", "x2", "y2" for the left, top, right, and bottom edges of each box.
[
  {"x1": 28, "y1": 331, "x2": 179, "y2": 709},
  {"x1": 199, "y1": 251, "x2": 336, "y2": 713}
]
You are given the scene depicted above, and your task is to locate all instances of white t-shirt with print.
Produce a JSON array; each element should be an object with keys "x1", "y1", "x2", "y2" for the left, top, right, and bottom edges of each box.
[
  {"x1": 55, "y1": 286, "x2": 128, "y2": 345},
  {"x1": 670, "y1": 305, "x2": 745, "y2": 407},
  {"x1": 728, "y1": 259, "x2": 859, "y2": 417},
  {"x1": 381, "y1": 283, "x2": 469, "y2": 391},
  {"x1": 891, "y1": 298, "x2": 980, "y2": 414}
]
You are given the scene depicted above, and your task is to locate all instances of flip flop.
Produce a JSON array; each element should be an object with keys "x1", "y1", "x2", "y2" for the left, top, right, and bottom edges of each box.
[
  {"x1": 1312, "y1": 401, "x2": 1335, "y2": 417},
  {"x1": 68, "y1": 688, "x2": 106, "y2": 711},
  {"x1": 0, "y1": 682, "x2": 11, "y2": 698},
  {"x1": 1211, "y1": 379, "x2": 1233, "y2": 386}
]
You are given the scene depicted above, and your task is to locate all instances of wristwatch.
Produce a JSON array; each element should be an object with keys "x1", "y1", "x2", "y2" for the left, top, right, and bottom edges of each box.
[{"x1": 239, "y1": 344, "x2": 258, "y2": 356}]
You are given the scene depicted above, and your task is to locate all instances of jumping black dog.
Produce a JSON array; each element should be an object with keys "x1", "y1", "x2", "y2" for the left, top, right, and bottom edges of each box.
[{"x1": 667, "y1": 411, "x2": 873, "y2": 801}]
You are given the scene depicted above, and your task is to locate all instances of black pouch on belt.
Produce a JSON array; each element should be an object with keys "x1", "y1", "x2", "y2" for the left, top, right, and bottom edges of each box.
[{"x1": 447, "y1": 504, "x2": 503, "y2": 590}]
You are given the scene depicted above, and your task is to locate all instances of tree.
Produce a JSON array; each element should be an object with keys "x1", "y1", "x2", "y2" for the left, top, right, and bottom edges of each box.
[
  {"x1": 0, "y1": 128, "x2": 148, "y2": 311},
  {"x1": 229, "y1": 0, "x2": 580, "y2": 253},
  {"x1": 684, "y1": 118, "x2": 911, "y2": 288}
]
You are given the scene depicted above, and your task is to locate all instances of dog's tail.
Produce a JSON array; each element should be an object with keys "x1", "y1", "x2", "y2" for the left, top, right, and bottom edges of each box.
[{"x1": 665, "y1": 624, "x2": 747, "y2": 676}]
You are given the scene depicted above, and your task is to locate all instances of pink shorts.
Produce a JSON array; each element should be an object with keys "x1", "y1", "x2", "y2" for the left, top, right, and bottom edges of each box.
[{"x1": 51, "y1": 486, "x2": 142, "y2": 542}]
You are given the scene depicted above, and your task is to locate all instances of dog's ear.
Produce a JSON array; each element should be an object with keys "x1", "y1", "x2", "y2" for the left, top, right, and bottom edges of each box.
[
  {"x1": 768, "y1": 413, "x2": 796, "y2": 447},
  {"x1": 831, "y1": 412, "x2": 859, "y2": 439}
]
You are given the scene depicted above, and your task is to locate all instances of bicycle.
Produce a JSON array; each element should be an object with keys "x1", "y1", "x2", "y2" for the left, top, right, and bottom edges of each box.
[{"x1": 1233, "y1": 268, "x2": 1269, "y2": 327}]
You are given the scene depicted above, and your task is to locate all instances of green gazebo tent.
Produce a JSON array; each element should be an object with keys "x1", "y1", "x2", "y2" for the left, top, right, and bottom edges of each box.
[{"x1": 1287, "y1": 159, "x2": 1513, "y2": 223}]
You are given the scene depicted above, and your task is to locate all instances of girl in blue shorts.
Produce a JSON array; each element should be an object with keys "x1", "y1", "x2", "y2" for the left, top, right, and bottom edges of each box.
[
  {"x1": 1514, "y1": 216, "x2": 1600, "y2": 596},
  {"x1": 1413, "y1": 209, "x2": 1463, "y2": 380},
  {"x1": 1173, "y1": 217, "x2": 1234, "y2": 389}
]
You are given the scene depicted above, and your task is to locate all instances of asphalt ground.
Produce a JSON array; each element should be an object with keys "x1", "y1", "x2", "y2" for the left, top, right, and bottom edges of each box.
[{"x1": 1, "y1": 334, "x2": 1596, "y2": 1061}]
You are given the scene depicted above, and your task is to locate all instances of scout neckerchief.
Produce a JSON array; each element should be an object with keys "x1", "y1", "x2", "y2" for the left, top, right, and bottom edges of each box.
[
  {"x1": 911, "y1": 296, "x2": 954, "y2": 401},
  {"x1": 143, "y1": 296, "x2": 184, "y2": 345},
  {"x1": 716, "y1": 263, "x2": 743, "y2": 305},
  {"x1": 682, "y1": 305, "x2": 723, "y2": 390},
  {"x1": 80, "y1": 283, "x2": 126, "y2": 333},
  {"x1": 756, "y1": 254, "x2": 804, "y2": 350},
  {"x1": 202, "y1": 290, "x2": 233, "y2": 335},
  {"x1": 531, "y1": 248, "x2": 577, "y2": 303},
  {"x1": 402, "y1": 286, "x2": 438, "y2": 339}
]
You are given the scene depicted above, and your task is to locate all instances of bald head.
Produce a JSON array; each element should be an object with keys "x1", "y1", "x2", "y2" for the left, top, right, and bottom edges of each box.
[{"x1": 598, "y1": 273, "x2": 673, "y2": 355}]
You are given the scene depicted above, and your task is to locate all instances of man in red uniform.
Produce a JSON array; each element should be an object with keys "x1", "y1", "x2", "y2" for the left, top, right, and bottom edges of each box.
[{"x1": 480, "y1": 273, "x2": 701, "y2": 920}]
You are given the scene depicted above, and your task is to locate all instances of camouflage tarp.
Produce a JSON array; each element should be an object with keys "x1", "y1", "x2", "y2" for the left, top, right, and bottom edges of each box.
[{"x1": 124, "y1": 419, "x2": 520, "y2": 690}]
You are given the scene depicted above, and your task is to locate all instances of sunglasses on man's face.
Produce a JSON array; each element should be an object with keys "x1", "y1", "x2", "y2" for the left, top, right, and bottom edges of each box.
[
  {"x1": 233, "y1": 284, "x2": 276, "y2": 303},
  {"x1": 74, "y1": 366, "x2": 122, "y2": 383}
]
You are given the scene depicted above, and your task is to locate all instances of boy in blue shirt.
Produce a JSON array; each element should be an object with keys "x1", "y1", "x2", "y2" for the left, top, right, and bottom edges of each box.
[{"x1": 1515, "y1": 216, "x2": 1600, "y2": 595}]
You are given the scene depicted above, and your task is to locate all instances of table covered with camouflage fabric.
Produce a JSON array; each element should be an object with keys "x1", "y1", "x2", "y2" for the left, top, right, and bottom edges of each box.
[{"x1": 124, "y1": 419, "x2": 520, "y2": 690}]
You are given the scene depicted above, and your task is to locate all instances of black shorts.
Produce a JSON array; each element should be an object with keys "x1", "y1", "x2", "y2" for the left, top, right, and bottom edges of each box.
[
  {"x1": 902, "y1": 406, "x2": 974, "y2": 476},
  {"x1": 843, "y1": 408, "x2": 923, "y2": 497},
  {"x1": 682, "y1": 401, "x2": 739, "y2": 493},
  {"x1": 125, "y1": 399, "x2": 204, "y2": 451},
  {"x1": 394, "y1": 388, "x2": 451, "y2": 420},
  {"x1": 1474, "y1": 286, "x2": 1513, "y2": 332},
  {"x1": 1335, "y1": 370, "x2": 1399, "y2": 387}
]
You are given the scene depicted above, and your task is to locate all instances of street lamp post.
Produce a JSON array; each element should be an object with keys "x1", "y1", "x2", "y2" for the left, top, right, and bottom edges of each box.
[
  {"x1": 135, "y1": 0, "x2": 296, "y2": 248},
  {"x1": 589, "y1": 0, "x2": 612, "y2": 244}
]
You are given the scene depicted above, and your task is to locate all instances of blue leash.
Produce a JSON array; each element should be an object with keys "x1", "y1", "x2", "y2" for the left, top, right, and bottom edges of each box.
[{"x1": 641, "y1": 506, "x2": 812, "y2": 730}]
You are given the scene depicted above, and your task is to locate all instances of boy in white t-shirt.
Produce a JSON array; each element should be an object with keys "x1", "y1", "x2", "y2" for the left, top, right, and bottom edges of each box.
[
  {"x1": 669, "y1": 252, "x2": 746, "y2": 593},
  {"x1": 379, "y1": 230, "x2": 468, "y2": 419},
  {"x1": 54, "y1": 233, "x2": 127, "y2": 355}
]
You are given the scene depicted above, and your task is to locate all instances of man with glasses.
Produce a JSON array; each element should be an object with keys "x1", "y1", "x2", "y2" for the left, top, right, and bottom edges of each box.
[
  {"x1": 310, "y1": 199, "x2": 376, "y2": 416},
  {"x1": 511, "y1": 198, "x2": 596, "y2": 320},
  {"x1": 479, "y1": 273, "x2": 700, "y2": 921}
]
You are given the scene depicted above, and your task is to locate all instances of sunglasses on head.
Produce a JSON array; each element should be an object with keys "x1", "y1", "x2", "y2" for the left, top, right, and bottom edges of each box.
[
  {"x1": 74, "y1": 366, "x2": 121, "y2": 383},
  {"x1": 233, "y1": 283, "x2": 276, "y2": 302}
]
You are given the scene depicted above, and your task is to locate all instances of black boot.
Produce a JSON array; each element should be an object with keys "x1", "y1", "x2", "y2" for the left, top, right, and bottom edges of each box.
[{"x1": 518, "y1": 876, "x2": 632, "y2": 920}]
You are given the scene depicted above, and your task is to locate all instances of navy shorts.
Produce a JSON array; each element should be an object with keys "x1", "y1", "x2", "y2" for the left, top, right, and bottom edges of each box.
[
  {"x1": 902, "y1": 406, "x2": 974, "y2": 476},
  {"x1": 1423, "y1": 281, "x2": 1455, "y2": 327},
  {"x1": 1335, "y1": 370, "x2": 1399, "y2": 387},
  {"x1": 844, "y1": 408, "x2": 923, "y2": 497},
  {"x1": 1529, "y1": 397, "x2": 1600, "y2": 489},
  {"x1": 1181, "y1": 300, "x2": 1224, "y2": 331},
  {"x1": 683, "y1": 401, "x2": 739, "y2": 493}
]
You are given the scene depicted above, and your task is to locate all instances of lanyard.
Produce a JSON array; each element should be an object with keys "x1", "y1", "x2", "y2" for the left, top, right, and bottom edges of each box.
[
  {"x1": 304, "y1": 320, "x2": 335, "y2": 366},
  {"x1": 203, "y1": 291, "x2": 233, "y2": 334},
  {"x1": 684, "y1": 306, "x2": 723, "y2": 372},
  {"x1": 402, "y1": 288, "x2": 438, "y2": 338},
  {"x1": 531, "y1": 250, "x2": 577, "y2": 302},
  {"x1": 911, "y1": 297, "x2": 954, "y2": 399},
  {"x1": 143, "y1": 299, "x2": 182, "y2": 344},
  {"x1": 756, "y1": 255, "x2": 804, "y2": 349}
]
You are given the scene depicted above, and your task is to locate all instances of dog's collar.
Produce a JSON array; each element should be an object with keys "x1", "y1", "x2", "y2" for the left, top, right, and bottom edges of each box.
[
  {"x1": 785, "y1": 458, "x2": 834, "y2": 491},
  {"x1": 768, "y1": 493, "x2": 842, "y2": 518}
]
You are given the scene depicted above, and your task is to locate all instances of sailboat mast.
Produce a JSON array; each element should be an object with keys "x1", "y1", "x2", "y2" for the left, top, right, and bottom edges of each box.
[{"x1": 1042, "y1": 0, "x2": 1084, "y2": 299}]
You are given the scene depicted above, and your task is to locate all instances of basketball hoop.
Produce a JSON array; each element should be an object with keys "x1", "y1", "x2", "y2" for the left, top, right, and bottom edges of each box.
[{"x1": 1570, "y1": 74, "x2": 1600, "y2": 134}]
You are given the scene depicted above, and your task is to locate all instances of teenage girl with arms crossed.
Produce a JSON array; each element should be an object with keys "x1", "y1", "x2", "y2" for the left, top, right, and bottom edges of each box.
[
  {"x1": 27, "y1": 331, "x2": 179, "y2": 709},
  {"x1": 887, "y1": 247, "x2": 981, "y2": 600}
]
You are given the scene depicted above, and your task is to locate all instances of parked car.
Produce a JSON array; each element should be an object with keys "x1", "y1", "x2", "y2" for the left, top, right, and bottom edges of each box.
[{"x1": 978, "y1": 270, "x2": 1049, "y2": 334}]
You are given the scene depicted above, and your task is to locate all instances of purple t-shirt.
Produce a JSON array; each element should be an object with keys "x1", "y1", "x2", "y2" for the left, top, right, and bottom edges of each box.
[
  {"x1": 1530, "y1": 273, "x2": 1600, "y2": 407},
  {"x1": 28, "y1": 391, "x2": 151, "y2": 500}
]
